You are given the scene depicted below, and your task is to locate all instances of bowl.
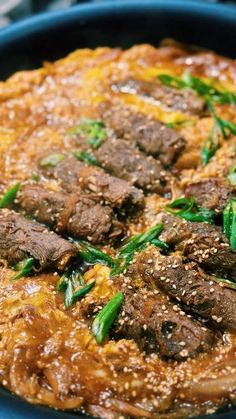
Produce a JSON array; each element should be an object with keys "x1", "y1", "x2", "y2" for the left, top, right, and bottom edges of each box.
[{"x1": 0, "y1": 1, "x2": 236, "y2": 417}]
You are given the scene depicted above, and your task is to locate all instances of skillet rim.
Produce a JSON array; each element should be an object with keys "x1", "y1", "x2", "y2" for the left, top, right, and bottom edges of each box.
[{"x1": 0, "y1": 1, "x2": 236, "y2": 417}]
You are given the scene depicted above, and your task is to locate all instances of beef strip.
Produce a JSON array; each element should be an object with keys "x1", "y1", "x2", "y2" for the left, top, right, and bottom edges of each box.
[
  {"x1": 185, "y1": 178, "x2": 236, "y2": 213},
  {"x1": 75, "y1": 165, "x2": 144, "y2": 210},
  {"x1": 0, "y1": 209, "x2": 75, "y2": 269},
  {"x1": 114, "y1": 287, "x2": 214, "y2": 360},
  {"x1": 158, "y1": 213, "x2": 236, "y2": 280},
  {"x1": 102, "y1": 104, "x2": 186, "y2": 166},
  {"x1": 18, "y1": 184, "x2": 122, "y2": 244},
  {"x1": 41, "y1": 156, "x2": 144, "y2": 210},
  {"x1": 94, "y1": 138, "x2": 168, "y2": 194},
  {"x1": 136, "y1": 247, "x2": 236, "y2": 333},
  {"x1": 111, "y1": 78, "x2": 206, "y2": 115}
]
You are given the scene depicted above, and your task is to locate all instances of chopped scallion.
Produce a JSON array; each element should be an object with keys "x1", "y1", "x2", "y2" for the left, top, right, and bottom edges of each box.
[
  {"x1": 72, "y1": 150, "x2": 98, "y2": 166},
  {"x1": 64, "y1": 280, "x2": 95, "y2": 309},
  {"x1": 223, "y1": 198, "x2": 236, "y2": 250},
  {"x1": 166, "y1": 197, "x2": 215, "y2": 224},
  {"x1": 92, "y1": 291, "x2": 124, "y2": 343},
  {"x1": 11, "y1": 257, "x2": 35, "y2": 280},
  {"x1": 0, "y1": 182, "x2": 21, "y2": 209},
  {"x1": 68, "y1": 118, "x2": 107, "y2": 149},
  {"x1": 111, "y1": 224, "x2": 166, "y2": 275},
  {"x1": 211, "y1": 276, "x2": 236, "y2": 291},
  {"x1": 76, "y1": 240, "x2": 118, "y2": 268},
  {"x1": 201, "y1": 124, "x2": 220, "y2": 166},
  {"x1": 228, "y1": 162, "x2": 236, "y2": 186},
  {"x1": 207, "y1": 100, "x2": 236, "y2": 139},
  {"x1": 39, "y1": 153, "x2": 65, "y2": 167},
  {"x1": 158, "y1": 72, "x2": 236, "y2": 105}
]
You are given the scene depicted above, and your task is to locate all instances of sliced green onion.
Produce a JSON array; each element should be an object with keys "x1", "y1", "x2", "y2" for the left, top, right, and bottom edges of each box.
[
  {"x1": 31, "y1": 173, "x2": 40, "y2": 182},
  {"x1": 76, "y1": 240, "x2": 118, "y2": 268},
  {"x1": 68, "y1": 118, "x2": 107, "y2": 148},
  {"x1": 166, "y1": 197, "x2": 215, "y2": 224},
  {"x1": 151, "y1": 238, "x2": 169, "y2": 251},
  {"x1": 223, "y1": 198, "x2": 236, "y2": 250},
  {"x1": 118, "y1": 224, "x2": 164, "y2": 260},
  {"x1": 165, "y1": 197, "x2": 195, "y2": 215},
  {"x1": 157, "y1": 74, "x2": 187, "y2": 89},
  {"x1": 207, "y1": 101, "x2": 236, "y2": 139},
  {"x1": 211, "y1": 276, "x2": 236, "y2": 291},
  {"x1": 11, "y1": 257, "x2": 35, "y2": 280},
  {"x1": 111, "y1": 224, "x2": 165, "y2": 276},
  {"x1": 57, "y1": 265, "x2": 84, "y2": 292},
  {"x1": 228, "y1": 162, "x2": 236, "y2": 186},
  {"x1": 201, "y1": 124, "x2": 220, "y2": 166},
  {"x1": 64, "y1": 279, "x2": 74, "y2": 309},
  {"x1": 71, "y1": 281, "x2": 95, "y2": 303},
  {"x1": 39, "y1": 153, "x2": 65, "y2": 167},
  {"x1": 64, "y1": 280, "x2": 95, "y2": 309},
  {"x1": 92, "y1": 291, "x2": 124, "y2": 343},
  {"x1": 0, "y1": 182, "x2": 21, "y2": 209},
  {"x1": 72, "y1": 150, "x2": 98, "y2": 166},
  {"x1": 158, "y1": 72, "x2": 236, "y2": 105}
]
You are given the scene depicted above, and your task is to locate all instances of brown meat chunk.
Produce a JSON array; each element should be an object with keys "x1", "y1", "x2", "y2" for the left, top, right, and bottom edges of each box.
[
  {"x1": 94, "y1": 138, "x2": 168, "y2": 194},
  {"x1": 137, "y1": 247, "x2": 236, "y2": 333},
  {"x1": 41, "y1": 157, "x2": 144, "y2": 210},
  {"x1": 114, "y1": 288, "x2": 214, "y2": 360},
  {"x1": 185, "y1": 178, "x2": 236, "y2": 213},
  {"x1": 77, "y1": 165, "x2": 144, "y2": 209},
  {"x1": 112, "y1": 77, "x2": 205, "y2": 115},
  {"x1": 18, "y1": 184, "x2": 122, "y2": 244},
  {"x1": 0, "y1": 209, "x2": 75, "y2": 269},
  {"x1": 159, "y1": 213, "x2": 236, "y2": 280},
  {"x1": 102, "y1": 104, "x2": 186, "y2": 166}
]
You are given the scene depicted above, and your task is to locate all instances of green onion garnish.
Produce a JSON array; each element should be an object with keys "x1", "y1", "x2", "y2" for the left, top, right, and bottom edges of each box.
[
  {"x1": 11, "y1": 257, "x2": 35, "y2": 280},
  {"x1": 201, "y1": 124, "x2": 220, "y2": 166},
  {"x1": 228, "y1": 162, "x2": 236, "y2": 186},
  {"x1": 64, "y1": 278, "x2": 74, "y2": 308},
  {"x1": 71, "y1": 281, "x2": 95, "y2": 303},
  {"x1": 207, "y1": 101, "x2": 236, "y2": 139},
  {"x1": 57, "y1": 262, "x2": 94, "y2": 308},
  {"x1": 39, "y1": 153, "x2": 65, "y2": 167},
  {"x1": 111, "y1": 224, "x2": 166, "y2": 275},
  {"x1": 166, "y1": 197, "x2": 215, "y2": 224},
  {"x1": 64, "y1": 280, "x2": 95, "y2": 309},
  {"x1": 57, "y1": 265, "x2": 84, "y2": 292},
  {"x1": 68, "y1": 118, "x2": 107, "y2": 149},
  {"x1": 157, "y1": 74, "x2": 187, "y2": 90},
  {"x1": 92, "y1": 291, "x2": 124, "y2": 343},
  {"x1": 72, "y1": 150, "x2": 98, "y2": 166},
  {"x1": 118, "y1": 224, "x2": 164, "y2": 260},
  {"x1": 211, "y1": 276, "x2": 236, "y2": 291},
  {"x1": 158, "y1": 72, "x2": 236, "y2": 105},
  {"x1": 0, "y1": 182, "x2": 21, "y2": 209},
  {"x1": 76, "y1": 240, "x2": 118, "y2": 268},
  {"x1": 223, "y1": 198, "x2": 236, "y2": 250}
]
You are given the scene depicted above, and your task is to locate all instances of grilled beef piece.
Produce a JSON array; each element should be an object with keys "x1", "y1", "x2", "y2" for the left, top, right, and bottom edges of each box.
[
  {"x1": 102, "y1": 104, "x2": 186, "y2": 166},
  {"x1": 0, "y1": 209, "x2": 75, "y2": 269},
  {"x1": 159, "y1": 213, "x2": 236, "y2": 280},
  {"x1": 114, "y1": 287, "x2": 214, "y2": 360},
  {"x1": 94, "y1": 138, "x2": 168, "y2": 194},
  {"x1": 75, "y1": 165, "x2": 144, "y2": 209},
  {"x1": 185, "y1": 178, "x2": 236, "y2": 213},
  {"x1": 111, "y1": 78, "x2": 205, "y2": 115},
  {"x1": 18, "y1": 185, "x2": 122, "y2": 244},
  {"x1": 138, "y1": 248, "x2": 236, "y2": 333},
  {"x1": 41, "y1": 157, "x2": 144, "y2": 210}
]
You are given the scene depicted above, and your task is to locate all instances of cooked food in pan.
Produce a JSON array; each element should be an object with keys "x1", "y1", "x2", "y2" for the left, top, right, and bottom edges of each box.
[{"x1": 1, "y1": 39, "x2": 236, "y2": 418}]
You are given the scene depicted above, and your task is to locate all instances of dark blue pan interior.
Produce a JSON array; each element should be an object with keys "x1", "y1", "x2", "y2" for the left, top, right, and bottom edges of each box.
[{"x1": 0, "y1": 1, "x2": 236, "y2": 417}]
